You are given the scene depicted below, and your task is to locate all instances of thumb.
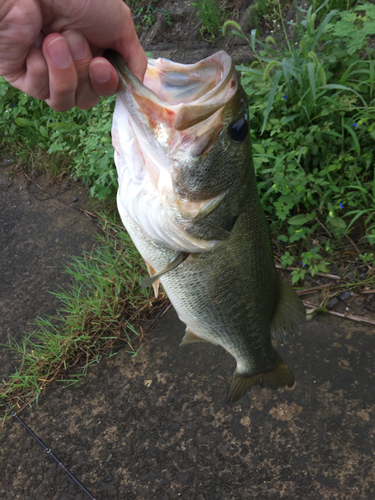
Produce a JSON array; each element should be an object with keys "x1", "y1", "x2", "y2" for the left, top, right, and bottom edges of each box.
[{"x1": 110, "y1": 2, "x2": 147, "y2": 82}]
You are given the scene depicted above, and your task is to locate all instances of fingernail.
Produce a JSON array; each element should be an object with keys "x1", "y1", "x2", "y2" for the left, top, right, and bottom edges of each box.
[
  {"x1": 89, "y1": 60, "x2": 111, "y2": 83},
  {"x1": 47, "y1": 37, "x2": 71, "y2": 69},
  {"x1": 64, "y1": 31, "x2": 87, "y2": 60}
]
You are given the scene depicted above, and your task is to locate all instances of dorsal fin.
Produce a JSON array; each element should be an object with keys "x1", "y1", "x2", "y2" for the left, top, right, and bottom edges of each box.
[{"x1": 270, "y1": 274, "x2": 306, "y2": 345}]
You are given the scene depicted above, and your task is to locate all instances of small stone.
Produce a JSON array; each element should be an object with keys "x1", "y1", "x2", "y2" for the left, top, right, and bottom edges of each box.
[
  {"x1": 328, "y1": 297, "x2": 339, "y2": 309},
  {"x1": 339, "y1": 291, "x2": 351, "y2": 301},
  {"x1": 72, "y1": 197, "x2": 78, "y2": 203}
]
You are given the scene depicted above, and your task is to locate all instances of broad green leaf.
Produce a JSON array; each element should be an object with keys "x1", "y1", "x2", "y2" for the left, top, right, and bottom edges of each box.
[
  {"x1": 15, "y1": 117, "x2": 32, "y2": 127},
  {"x1": 328, "y1": 216, "x2": 346, "y2": 229},
  {"x1": 39, "y1": 126, "x2": 48, "y2": 138},
  {"x1": 288, "y1": 212, "x2": 317, "y2": 225},
  {"x1": 277, "y1": 235, "x2": 288, "y2": 242}
]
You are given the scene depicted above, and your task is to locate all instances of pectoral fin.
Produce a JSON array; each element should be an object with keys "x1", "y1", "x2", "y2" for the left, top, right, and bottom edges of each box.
[
  {"x1": 144, "y1": 261, "x2": 160, "y2": 298},
  {"x1": 141, "y1": 252, "x2": 189, "y2": 289}
]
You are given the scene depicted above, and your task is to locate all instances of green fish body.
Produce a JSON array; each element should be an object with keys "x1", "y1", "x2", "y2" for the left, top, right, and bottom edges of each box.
[{"x1": 108, "y1": 50, "x2": 306, "y2": 403}]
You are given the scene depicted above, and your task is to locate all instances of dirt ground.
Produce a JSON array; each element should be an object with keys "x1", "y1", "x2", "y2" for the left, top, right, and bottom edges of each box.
[
  {"x1": 1, "y1": 162, "x2": 375, "y2": 500},
  {"x1": 0, "y1": 163, "x2": 98, "y2": 381},
  {"x1": 1, "y1": 3, "x2": 375, "y2": 498}
]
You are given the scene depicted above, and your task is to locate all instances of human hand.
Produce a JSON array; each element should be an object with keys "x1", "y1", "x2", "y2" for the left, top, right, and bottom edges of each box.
[{"x1": 0, "y1": 0, "x2": 147, "y2": 111}]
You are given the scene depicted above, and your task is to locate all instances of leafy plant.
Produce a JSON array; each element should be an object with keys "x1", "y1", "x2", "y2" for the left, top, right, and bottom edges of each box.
[
  {"x1": 133, "y1": 1, "x2": 173, "y2": 32},
  {"x1": 359, "y1": 252, "x2": 375, "y2": 266},
  {"x1": 224, "y1": 2, "x2": 375, "y2": 249},
  {"x1": 191, "y1": 0, "x2": 225, "y2": 40},
  {"x1": 0, "y1": 77, "x2": 117, "y2": 200},
  {"x1": 325, "y1": 3, "x2": 375, "y2": 54}
]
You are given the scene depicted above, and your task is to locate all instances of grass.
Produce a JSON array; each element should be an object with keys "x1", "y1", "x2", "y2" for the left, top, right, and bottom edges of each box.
[
  {"x1": 132, "y1": 0, "x2": 173, "y2": 33},
  {"x1": 191, "y1": 0, "x2": 226, "y2": 40},
  {"x1": 0, "y1": 216, "x2": 167, "y2": 420}
]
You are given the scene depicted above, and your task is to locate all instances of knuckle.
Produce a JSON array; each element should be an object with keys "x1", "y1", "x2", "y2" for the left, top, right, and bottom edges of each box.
[
  {"x1": 77, "y1": 96, "x2": 100, "y2": 110},
  {"x1": 34, "y1": 88, "x2": 49, "y2": 101},
  {"x1": 46, "y1": 99, "x2": 73, "y2": 112}
]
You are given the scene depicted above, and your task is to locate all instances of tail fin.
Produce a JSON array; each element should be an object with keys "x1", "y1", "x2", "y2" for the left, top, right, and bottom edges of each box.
[{"x1": 225, "y1": 360, "x2": 295, "y2": 404}]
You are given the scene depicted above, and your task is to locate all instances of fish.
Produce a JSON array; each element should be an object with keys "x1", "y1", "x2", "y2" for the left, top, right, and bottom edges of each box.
[{"x1": 106, "y1": 49, "x2": 306, "y2": 403}]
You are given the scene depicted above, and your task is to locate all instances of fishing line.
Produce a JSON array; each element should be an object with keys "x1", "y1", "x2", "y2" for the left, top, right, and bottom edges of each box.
[{"x1": 0, "y1": 398, "x2": 97, "y2": 500}]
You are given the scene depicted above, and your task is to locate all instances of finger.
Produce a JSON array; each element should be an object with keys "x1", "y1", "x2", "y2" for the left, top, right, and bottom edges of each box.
[
  {"x1": 112, "y1": 3, "x2": 148, "y2": 83},
  {"x1": 89, "y1": 57, "x2": 118, "y2": 96},
  {"x1": 119, "y1": 38, "x2": 147, "y2": 83},
  {"x1": 63, "y1": 30, "x2": 100, "y2": 109},
  {"x1": 42, "y1": 33, "x2": 77, "y2": 112},
  {"x1": 2, "y1": 33, "x2": 49, "y2": 100},
  {"x1": 20, "y1": 41, "x2": 49, "y2": 101}
]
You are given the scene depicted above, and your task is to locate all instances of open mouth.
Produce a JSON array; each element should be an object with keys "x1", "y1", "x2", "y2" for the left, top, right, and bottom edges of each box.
[{"x1": 107, "y1": 50, "x2": 238, "y2": 131}]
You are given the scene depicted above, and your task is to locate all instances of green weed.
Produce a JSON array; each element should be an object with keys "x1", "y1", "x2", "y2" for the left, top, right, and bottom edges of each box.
[
  {"x1": 0, "y1": 79, "x2": 117, "y2": 200},
  {"x1": 133, "y1": 1, "x2": 173, "y2": 32},
  {"x1": 191, "y1": 0, "x2": 225, "y2": 40},
  {"x1": 0, "y1": 218, "x2": 166, "y2": 420},
  {"x1": 224, "y1": 1, "x2": 375, "y2": 271}
]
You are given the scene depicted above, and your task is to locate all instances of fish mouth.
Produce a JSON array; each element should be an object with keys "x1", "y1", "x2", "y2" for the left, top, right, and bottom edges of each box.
[
  {"x1": 106, "y1": 49, "x2": 237, "y2": 131},
  {"x1": 108, "y1": 50, "x2": 240, "y2": 252}
]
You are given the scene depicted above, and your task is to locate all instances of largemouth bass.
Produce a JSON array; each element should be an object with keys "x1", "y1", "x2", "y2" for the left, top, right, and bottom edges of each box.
[{"x1": 107, "y1": 50, "x2": 306, "y2": 403}]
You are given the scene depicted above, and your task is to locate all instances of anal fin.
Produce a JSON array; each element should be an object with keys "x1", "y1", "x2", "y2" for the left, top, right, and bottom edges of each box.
[
  {"x1": 226, "y1": 360, "x2": 295, "y2": 404},
  {"x1": 180, "y1": 328, "x2": 209, "y2": 346}
]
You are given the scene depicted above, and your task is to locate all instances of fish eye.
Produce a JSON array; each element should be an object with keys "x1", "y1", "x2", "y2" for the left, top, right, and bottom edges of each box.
[{"x1": 229, "y1": 118, "x2": 249, "y2": 143}]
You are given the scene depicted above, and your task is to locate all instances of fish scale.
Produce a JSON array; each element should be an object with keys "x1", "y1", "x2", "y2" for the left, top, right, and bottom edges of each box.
[{"x1": 107, "y1": 49, "x2": 306, "y2": 403}]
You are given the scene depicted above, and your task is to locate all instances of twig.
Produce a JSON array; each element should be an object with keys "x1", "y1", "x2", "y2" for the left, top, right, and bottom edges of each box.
[
  {"x1": 302, "y1": 300, "x2": 375, "y2": 326},
  {"x1": 345, "y1": 233, "x2": 372, "y2": 271},
  {"x1": 316, "y1": 218, "x2": 333, "y2": 238},
  {"x1": 276, "y1": 264, "x2": 341, "y2": 280},
  {"x1": 296, "y1": 283, "x2": 332, "y2": 295},
  {"x1": 345, "y1": 233, "x2": 361, "y2": 255},
  {"x1": 147, "y1": 301, "x2": 172, "y2": 331}
]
